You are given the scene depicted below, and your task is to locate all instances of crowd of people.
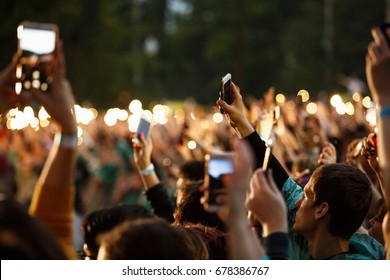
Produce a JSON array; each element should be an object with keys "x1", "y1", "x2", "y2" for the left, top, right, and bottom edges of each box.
[{"x1": 0, "y1": 25, "x2": 390, "y2": 260}]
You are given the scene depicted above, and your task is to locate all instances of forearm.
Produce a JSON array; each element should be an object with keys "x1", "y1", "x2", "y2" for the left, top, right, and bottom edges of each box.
[
  {"x1": 228, "y1": 210, "x2": 265, "y2": 259},
  {"x1": 377, "y1": 114, "x2": 390, "y2": 210}
]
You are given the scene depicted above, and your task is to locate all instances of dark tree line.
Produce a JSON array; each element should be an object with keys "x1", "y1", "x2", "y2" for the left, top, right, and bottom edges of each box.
[{"x1": 0, "y1": 0, "x2": 385, "y2": 108}]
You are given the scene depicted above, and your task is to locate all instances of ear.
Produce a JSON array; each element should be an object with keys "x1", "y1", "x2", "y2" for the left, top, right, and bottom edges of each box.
[{"x1": 314, "y1": 202, "x2": 329, "y2": 220}]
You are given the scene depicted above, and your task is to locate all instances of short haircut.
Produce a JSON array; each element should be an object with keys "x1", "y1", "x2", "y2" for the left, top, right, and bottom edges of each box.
[
  {"x1": 82, "y1": 204, "x2": 152, "y2": 258},
  {"x1": 100, "y1": 218, "x2": 194, "y2": 259},
  {"x1": 311, "y1": 163, "x2": 372, "y2": 239}
]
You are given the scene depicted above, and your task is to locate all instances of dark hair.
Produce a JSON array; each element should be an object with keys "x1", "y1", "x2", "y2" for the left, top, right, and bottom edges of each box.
[
  {"x1": 99, "y1": 218, "x2": 194, "y2": 259},
  {"x1": 179, "y1": 160, "x2": 205, "y2": 181},
  {"x1": 82, "y1": 204, "x2": 153, "y2": 259},
  {"x1": 185, "y1": 223, "x2": 228, "y2": 260},
  {"x1": 311, "y1": 163, "x2": 372, "y2": 239},
  {"x1": 0, "y1": 199, "x2": 68, "y2": 259},
  {"x1": 174, "y1": 181, "x2": 225, "y2": 232},
  {"x1": 172, "y1": 224, "x2": 209, "y2": 259}
]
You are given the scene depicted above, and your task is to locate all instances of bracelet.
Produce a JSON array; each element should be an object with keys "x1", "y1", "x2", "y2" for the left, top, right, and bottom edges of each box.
[
  {"x1": 55, "y1": 133, "x2": 78, "y2": 149},
  {"x1": 140, "y1": 163, "x2": 155, "y2": 176},
  {"x1": 379, "y1": 107, "x2": 390, "y2": 118}
]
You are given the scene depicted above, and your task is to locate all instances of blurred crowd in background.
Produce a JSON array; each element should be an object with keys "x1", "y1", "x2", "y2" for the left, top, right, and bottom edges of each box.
[{"x1": 0, "y1": 82, "x2": 379, "y2": 251}]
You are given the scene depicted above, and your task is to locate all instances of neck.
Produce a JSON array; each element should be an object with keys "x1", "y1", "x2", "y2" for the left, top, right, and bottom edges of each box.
[{"x1": 307, "y1": 231, "x2": 349, "y2": 260}]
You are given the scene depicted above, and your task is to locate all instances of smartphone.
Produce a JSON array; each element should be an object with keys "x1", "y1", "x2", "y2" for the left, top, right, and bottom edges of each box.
[
  {"x1": 203, "y1": 152, "x2": 234, "y2": 213},
  {"x1": 135, "y1": 115, "x2": 152, "y2": 142},
  {"x1": 381, "y1": 23, "x2": 390, "y2": 46},
  {"x1": 219, "y1": 73, "x2": 232, "y2": 114},
  {"x1": 16, "y1": 21, "x2": 59, "y2": 94}
]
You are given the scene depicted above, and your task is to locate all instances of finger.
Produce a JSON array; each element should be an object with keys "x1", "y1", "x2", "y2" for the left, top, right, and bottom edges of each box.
[
  {"x1": 216, "y1": 98, "x2": 233, "y2": 114},
  {"x1": 372, "y1": 27, "x2": 387, "y2": 49},
  {"x1": 231, "y1": 82, "x2": 241, "y2": 102}
]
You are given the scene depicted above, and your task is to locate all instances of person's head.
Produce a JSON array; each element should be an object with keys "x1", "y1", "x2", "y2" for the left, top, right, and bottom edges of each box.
[
  {"x1": 174, "y1": 181, "x2": 226, "y2": 232},
  {"x1": 184, "y1": 223, "x2": 228, "y2": 260},
  {"x1": 293, "y1": 163, "x2": 372, "y2": 240},
  {"x1": 97, "y1": 218, "x2": 194, "y2": 260},
  {"x1": 172, "y1": 224, "x2": 209, "y2": 259},
  {"x1": 81, "y1": 204, "x2": 152, "y2": 259},
  {"x1": 368, "y1": 197, "x2": 388, "y2": 245},
  {"x1": 0, "y1": 198, "x2": 67, "y2": 259},
  {"x1": 176, "y1": 160, "x2": 205, "y2": 205}
]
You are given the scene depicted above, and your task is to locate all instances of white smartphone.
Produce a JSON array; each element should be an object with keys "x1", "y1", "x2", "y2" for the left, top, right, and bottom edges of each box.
[
  {"x1": 219, "y1": 73, "x2": 232, "y2": 114},
  {"x1": 16, "y1": 21, "x2": 59, "y2": 93}
]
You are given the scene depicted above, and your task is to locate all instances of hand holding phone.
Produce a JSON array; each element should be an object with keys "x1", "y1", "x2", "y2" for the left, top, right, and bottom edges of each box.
[
  {"x1": 16, "y1": 21, "x2": 59, "y2": 94},
  {"x1": 202, "y1": 152, "x2": 234, "y2": 213},
  {"x1": 219, "y1": 73, "x2": 232, "y2": 114},
  {"x1": 135, "y1": 114, "x2": 152, "y2": 143}
]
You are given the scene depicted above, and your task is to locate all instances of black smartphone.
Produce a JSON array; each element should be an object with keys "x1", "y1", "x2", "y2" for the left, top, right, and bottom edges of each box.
[
  {"x1": 219, "y1": 73, "x2": 232, "y2": 114},
  {"x1": 203, "y1": 152, "x2": 234, "y2": 213},
  {"x1": 16, "y1": 21, "x2": 59, "y2": 94},
  {"x1": 135, "y1": 115, "x2": 151, "y2": 142},
  {"x1": 381, "y1": 23, "x2": 390, "y2": 46}
]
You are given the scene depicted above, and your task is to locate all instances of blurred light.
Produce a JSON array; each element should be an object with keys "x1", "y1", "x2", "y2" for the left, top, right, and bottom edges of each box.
[
  {"x1": 17, "y1": 25, "x2": 23, "y2": 39},
  {"x1": 23, "y1": 106, "x2": 34, "y2": 120},
  {"x1": 162, "y1": 158, "x2": 172, "y2": 167},
  {"x1": 15, "y1": 82, "x2": 22, "y2": 95},
  {"x1": 32, "y1": 80, "x2": 40, "y2": 89},
  {"x1": 352, "y1": 92, "x2": 361, "y2": 102},
  {"x1": 335, "y1": 104, "x2": 346, "y2": 115},
  {"x1": 128, "y1": 114, "x2": 140, "y2": 132},
  {"x1": 362, "y1": 96, "x2": 374, "y2": 109},
  {"x1": 188, "y1": 140, "x2": 197, "y2": 150},
  {"x1": 118, "y1": 109, "x2": 129, "y2": 121},
  {"x1": 29, "y1": 117, "x2": 39, "y2": 128},
  {"x1": 297, "y1": 90, "x2": 310, "y2": 102},
  {"x1": 38, "y1": 107, "x2": 50, "y2": 120},
  {"x1": 306, "y1": 102, "x2": 318, "y2": 114},
  {"x1": 153, "y1": 104, "x2": 168, "y2": 125},
  {"x1": 129, "y1": 99, "x2": 143, "y2": 114},
  {"x1": 143, "y1": 110, "x2": 153, "y2": 120},
  {"x1": 24, "y1": 80, "x2": 31, "y2": 90},
  {"x1": 77, "y1": 126, "x2": 83, "y2": 138},
  {"x1": 212, "y1": 112, "x2": 224, "y2": 123},
  {"x1": 16, "y1": 66, "x2": 22, "y2": 79},
  {"x1": 345, "y1": 102, "x2": 355, "y2": 115},
  {"x1": 40, "y1": 119, "x2": 50, "y2": 127},
  {"x1": 9, "y1": 108, "x2": 19, "y2": 117},
  {"x1": 366, "y1": 108, "x2": 377, "y2": 127},
  {"x1": 190, "y1": 112, "x2": 196, "y2": 120},
  {"x1": 32, "y1": 71, "x2": 40, "y2": 80},
  {"x1": 104, "y1": 108, "x2": 118, "y2": 127},
  {"x1": 330, "y1": 94, "x2": 342, "y2": 107},
  {"x1": 41, "y1": 83, "x2": 48, "y2": 91},
  {"x1": 276, "y1": 93, "x2": 286, "y2": 104}
]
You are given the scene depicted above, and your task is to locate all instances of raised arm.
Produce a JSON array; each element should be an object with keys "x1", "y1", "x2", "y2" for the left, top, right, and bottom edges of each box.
[
  {"x1": 366, "y1": 26, "x2": 390, "y2": 259},
  {"x1": 133, "y1": 132, "x2": 175, "y2": 222},
  {"x1": 217, "y1": 82, "x2": 289, "y2": 189},
  {"x1": 224, "y1": 139, "x2": 266, "y2": 259},
  {"x1": 27, "y1": 44, "x2": 78, "y2": 259}
]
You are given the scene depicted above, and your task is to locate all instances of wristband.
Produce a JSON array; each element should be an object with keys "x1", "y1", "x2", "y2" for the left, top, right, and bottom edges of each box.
[
  {"x1": 379, "y1": 107, "x2": 390, "y2": 118},
  {"x1": 55, "y1": 133, "x2": 78, "y2": 149},
  {"x1": 140, "y1": 163, "x2": 155, "y2": 176}
]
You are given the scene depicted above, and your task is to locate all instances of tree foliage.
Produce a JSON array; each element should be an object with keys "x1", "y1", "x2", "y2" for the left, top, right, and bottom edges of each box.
[{"x1": 0, "y1": 0, "x2": 385, "y2": 108}]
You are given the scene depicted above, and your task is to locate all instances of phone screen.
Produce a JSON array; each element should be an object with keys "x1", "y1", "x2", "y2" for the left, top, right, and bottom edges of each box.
[
  {"x1": 136, "y1": 117, "x2": 151, "y2": 141},
  {"x1": 20, "y1": 28, "x2": 56, "y2": 55}
]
